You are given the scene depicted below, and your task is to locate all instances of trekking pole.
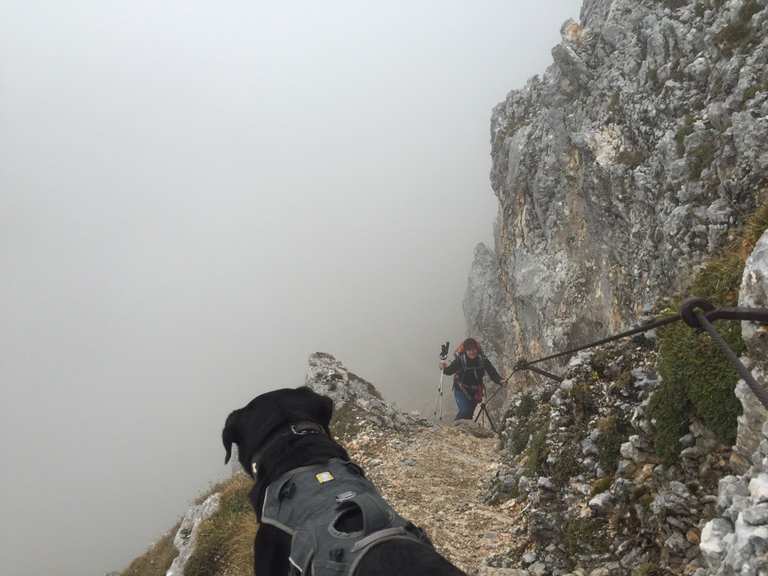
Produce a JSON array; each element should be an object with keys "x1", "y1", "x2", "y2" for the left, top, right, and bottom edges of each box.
[
  {"x1": 473, "y1": 386, "x2": 499, "y2": 433},
  {"x1": 434, "y1": 341, "x2": 450, "y2": 421}
]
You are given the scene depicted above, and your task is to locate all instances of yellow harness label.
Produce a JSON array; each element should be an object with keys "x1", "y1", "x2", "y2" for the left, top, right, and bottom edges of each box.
[{"x1": 315, "y1": 472, "x2": 334, "y2": 483}]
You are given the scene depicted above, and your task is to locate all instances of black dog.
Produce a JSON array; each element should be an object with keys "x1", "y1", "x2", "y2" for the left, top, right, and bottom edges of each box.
[{"x1": 223, "y1": 387, "x2": 466, "y2": 576}]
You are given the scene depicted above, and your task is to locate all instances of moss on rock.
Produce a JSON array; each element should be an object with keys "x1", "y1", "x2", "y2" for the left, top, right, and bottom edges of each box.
[
  {"x1": 650, "y1": 250, "x2": 747, "y2": 463},
  {"x1": 596, "y1": 415, "x2": 630, "y2": 474},
  {"x1": 564, "y1": 516, "x2": 609, "y2": 558},
  {"x1": 525, "y1": 426, "x2": 549, "y2": 477},
  {"x1": 552, "y1": 436, "x2": 582, "y2": 487},
  {"x1": 570, "y1": 381, "x2": 596, "y2": 427},
  {"x1": 330, "y1": 400, "x2": 369, "y2": 441},
  {"x1": 507, "y1": 393, "x2": 539, "y2": 456},
  {"x1": 714, "y1": 0, "x2": 761, "y2": 55},
  {"x1": 646, "y1": 202, "x2": 768, "y2": 463},
  {"x1": 591, "y1": 476, "x2": 614, "y2": 496}
]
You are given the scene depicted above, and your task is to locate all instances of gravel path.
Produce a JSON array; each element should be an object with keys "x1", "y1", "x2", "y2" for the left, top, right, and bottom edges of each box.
[{"x1": 344, "y1": 423, "x2": 522, "y2": 575}]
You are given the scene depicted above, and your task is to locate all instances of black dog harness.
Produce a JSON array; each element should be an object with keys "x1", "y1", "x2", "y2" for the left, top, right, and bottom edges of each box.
[{"x1": 260, "y1": 456, "x2": 429, "y2": 576}]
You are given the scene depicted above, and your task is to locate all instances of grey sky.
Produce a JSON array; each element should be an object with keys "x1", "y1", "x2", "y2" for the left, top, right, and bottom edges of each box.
[{"x1": 1, "y1": 2, "x2": 578, "y2": 574}]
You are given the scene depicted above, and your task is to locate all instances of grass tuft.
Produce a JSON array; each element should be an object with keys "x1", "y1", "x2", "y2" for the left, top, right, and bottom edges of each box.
[
  {"x1": 184, "y1": 474, "x2": 257, "y2": 576},
  {"x1": 737, "y1": 201, "x2": 768, "y2": 261},
  {"x1": 121, "y1": 523, "x2": 181, "y2": 576}
]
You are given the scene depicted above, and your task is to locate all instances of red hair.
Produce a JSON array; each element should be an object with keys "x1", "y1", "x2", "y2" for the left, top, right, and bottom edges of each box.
[{"x1": 455, "y1": 337, "x2": 481, "y2": 355}]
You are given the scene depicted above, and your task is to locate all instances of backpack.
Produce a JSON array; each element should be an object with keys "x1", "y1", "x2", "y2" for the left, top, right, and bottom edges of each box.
[{"x1": 452, "y1": 351, "x2": 486, "y2": 402}]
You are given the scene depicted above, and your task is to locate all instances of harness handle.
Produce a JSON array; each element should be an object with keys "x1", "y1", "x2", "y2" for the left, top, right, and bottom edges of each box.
[{"x1": 340, "y1": 493, "x2": 391, "y2": 536}]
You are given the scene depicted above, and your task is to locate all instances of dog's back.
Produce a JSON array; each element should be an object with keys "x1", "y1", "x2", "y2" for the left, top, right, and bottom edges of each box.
[{"x1": 223, "y1": 387, "x2": 466, "y2": 576}]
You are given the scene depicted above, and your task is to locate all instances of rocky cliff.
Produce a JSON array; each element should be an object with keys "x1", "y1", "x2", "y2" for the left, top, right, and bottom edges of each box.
[
  {"x1": 466, "y1": 0, "x2": 768, "y2": 371},
  {"x1": 305, "y1": 352, "x2": 428, "y2": 438},
  {"x1": 481, "y1": 228, "x2": 768, "y2": 576}
]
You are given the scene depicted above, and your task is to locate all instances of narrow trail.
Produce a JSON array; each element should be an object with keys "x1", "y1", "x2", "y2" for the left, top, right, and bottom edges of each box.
[{"x1": 344, "y1": 423, "x2": 523, "y2": 575}]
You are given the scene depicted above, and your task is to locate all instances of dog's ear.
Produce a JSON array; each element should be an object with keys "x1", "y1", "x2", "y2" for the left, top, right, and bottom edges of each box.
[{"x1": 222, "y1": 410, "x2": 240, "y2": 464}]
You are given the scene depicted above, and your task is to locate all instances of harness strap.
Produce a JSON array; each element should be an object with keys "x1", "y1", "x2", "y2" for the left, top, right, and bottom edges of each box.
[
  {"x1": 351, "y1": 526, "x2": 408, "y2": 553},
  {"x1": 288, "y1": 529, "x2": 315, "y2": 575},
  {"x1": 456, "y1": 353, "x2": 485, "y2": 386}
]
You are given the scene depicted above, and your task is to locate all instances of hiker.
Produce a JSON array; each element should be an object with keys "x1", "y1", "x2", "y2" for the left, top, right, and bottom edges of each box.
[{"x1": 439, "y1": 337, "x2": 503, "y2": 420}]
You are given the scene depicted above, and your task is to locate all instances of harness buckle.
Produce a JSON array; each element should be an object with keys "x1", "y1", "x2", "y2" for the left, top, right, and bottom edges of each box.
[
  {"x1": 291, "y1": 423, "x2": 321, "y2": 436},
  {"x1": 336, "y1": 491, "x2": 357, "y2": 503}
]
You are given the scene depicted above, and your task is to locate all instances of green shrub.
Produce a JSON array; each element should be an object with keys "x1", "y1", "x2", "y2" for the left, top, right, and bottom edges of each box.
[
  {"x1": 591, "y1": 476, "x2": 614, "y2": 496},
  {"x1": 649, "y1": 357, "x2": 691, "y2": 464},
  {"x1": 688, "y1": 140, "x2": 715, "y2": 180},
  {"x1": 662, "y1": 320, "x2": 744, "y2": 441},
  {"x1": 509, "y1": 419, "x2": 533, "y2": 455},
  {"x1": 564, "y1": 517, "x2": 609, "y2": 559},
  {"x1": 571, "y1": 381, "x2": 596, "y2": 427},
  {"x1": 515, "y1": 393, "x2": 537, "y2": 419},
  {"x1": 596, "y1": 415, "x2": 630, "y2": 473},
  {"x1": 650, "y1": 253, "x2": 746, "y2": 463},
  {"x1": 552, "y1": 437, "x2": 582, "y2": 486},
  {"x1": 691, "y1": 253, "x2": 744, "y2": 305},
  {"x1": 525, "y1": 427, "x2": 549, "y2": 476}
]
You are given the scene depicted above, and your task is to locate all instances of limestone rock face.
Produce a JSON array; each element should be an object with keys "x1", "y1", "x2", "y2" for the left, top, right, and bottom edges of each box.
[
  {"x1": 466, "y1": 0, "x2": 768, "y2": 372},
  {"x1": 464, "y1": 243, "x2": 509, "y2": 367},
  {"x1": 735, "y1": 230, "x2": 768, "y2": 465},
  {"x1": 485, "y1": 339, "x2": 731, "y2": 574},
  {"x1": 165, "y1": 493, "x2": 221, "y2": 576},
  {"x1": 700, "y1": 230, "x2": 768, "y2": 575},
  {"x1": 305, "y1": 352, "x2": 427, "y2": 435}
]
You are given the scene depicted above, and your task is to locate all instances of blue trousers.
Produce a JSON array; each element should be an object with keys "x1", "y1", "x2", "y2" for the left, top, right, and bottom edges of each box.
[{"x1": 454, "y1": 386, "x2": 477, "y2": 420}]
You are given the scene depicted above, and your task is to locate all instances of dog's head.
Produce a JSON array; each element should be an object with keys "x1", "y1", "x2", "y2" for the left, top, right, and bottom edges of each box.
[{"x1": 222, "y1": 386, "x2": 334, "y2": 474}]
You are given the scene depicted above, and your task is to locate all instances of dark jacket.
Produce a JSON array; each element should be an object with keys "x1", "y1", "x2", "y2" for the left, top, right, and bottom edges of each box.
[{"x1": 442, "y1": 353, "x2": 501, "y2": 392}]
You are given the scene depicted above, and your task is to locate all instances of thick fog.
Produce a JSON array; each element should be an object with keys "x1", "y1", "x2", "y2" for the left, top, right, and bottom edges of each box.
[{"x1": 1, "y1": 2, "x2": 578, "y2": 575}]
